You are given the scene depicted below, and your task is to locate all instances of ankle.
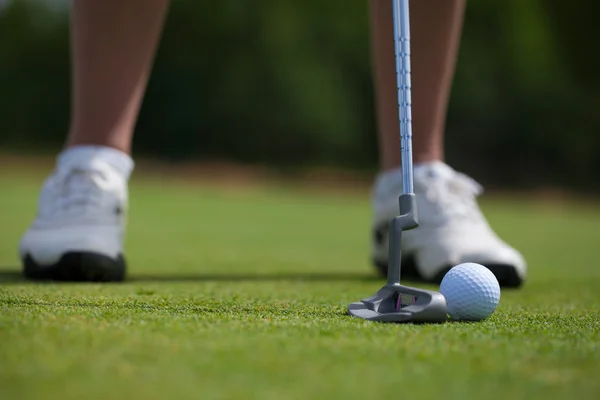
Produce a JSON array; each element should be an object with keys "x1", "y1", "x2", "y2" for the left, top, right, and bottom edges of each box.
[{"x1": 58, "y1": 145, "x2": 134, "y2": 179}]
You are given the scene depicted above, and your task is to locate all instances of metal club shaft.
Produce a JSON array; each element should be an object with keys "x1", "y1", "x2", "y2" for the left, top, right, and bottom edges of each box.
[{"x1": 393, "y1": 0, "x2": 414, "y2": 196}]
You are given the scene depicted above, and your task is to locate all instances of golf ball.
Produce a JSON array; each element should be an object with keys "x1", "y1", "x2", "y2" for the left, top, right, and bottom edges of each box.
[{"x1": 440, "y1": 263, "x2": 500, "y2": 321}]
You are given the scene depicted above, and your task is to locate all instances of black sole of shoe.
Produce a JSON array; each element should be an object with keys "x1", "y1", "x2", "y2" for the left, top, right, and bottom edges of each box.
[
  {"x1": 373, "y1": 257, "x2": 524, "y2": 288},
  {"x1": 23, "y1": 252, "x2": 126, "y2": 282}
]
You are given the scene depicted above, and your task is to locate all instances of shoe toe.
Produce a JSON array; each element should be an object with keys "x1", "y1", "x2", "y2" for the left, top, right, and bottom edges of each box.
[
  {"x1": 414, "y1": 232, "x2": 526, "y2": 287},
  {"x1": 19, "y1": 226, "x2": 125, "y2": 282},
  {"x1": 23, "y1": 252, "x2": 126, "y2": 282}
]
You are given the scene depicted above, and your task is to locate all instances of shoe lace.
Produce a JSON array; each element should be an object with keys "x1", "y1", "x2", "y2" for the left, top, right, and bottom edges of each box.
[
  {"x1": 53, "y1": 168, "x2": 109, "y2": 217},
  {"x1": 419, "y1": 171, "x2": 484, "y2": 222}
]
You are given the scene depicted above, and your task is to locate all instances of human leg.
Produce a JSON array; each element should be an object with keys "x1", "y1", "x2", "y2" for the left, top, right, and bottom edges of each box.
[{"x1": 20, "y1": 0, "x2": 170, "y2": 281}]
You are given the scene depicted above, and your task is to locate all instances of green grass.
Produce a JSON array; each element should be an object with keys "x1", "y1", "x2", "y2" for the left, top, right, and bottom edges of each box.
[{"x1": 1, "y1": 169, "x2": 600, "y2": 400}]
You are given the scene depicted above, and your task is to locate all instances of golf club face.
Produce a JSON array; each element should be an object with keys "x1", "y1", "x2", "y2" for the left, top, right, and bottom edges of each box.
[{"x1": 348, "y1": 284, "x2": 448, "y2": 323}]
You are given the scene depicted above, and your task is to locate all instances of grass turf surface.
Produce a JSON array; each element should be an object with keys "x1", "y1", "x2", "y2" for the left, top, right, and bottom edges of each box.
[{"x1": 1, "y1": 169, "x2": 599, "y2": 399}]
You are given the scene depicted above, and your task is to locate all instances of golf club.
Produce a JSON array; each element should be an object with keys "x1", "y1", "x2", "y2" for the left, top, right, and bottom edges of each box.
[{"x1": 347, "y1": 0, "x2": 447, "y2": 323}]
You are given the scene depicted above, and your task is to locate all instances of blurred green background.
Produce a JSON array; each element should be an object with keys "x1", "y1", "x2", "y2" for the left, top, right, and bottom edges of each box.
[{"x1": 0, "y1": 0, "x2": 598, "y2": 191}]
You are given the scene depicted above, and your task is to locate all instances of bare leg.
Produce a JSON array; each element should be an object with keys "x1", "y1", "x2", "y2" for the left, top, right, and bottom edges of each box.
[
  {"x1": 66, "y1": 0, "x2": 170, "y2": 154},
  {"x1": 370, "y1": 0, "x2": 466, "y2": 169}
]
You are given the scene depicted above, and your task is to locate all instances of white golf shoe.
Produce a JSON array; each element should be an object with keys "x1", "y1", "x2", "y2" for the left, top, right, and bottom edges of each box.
[
  {"x1": 19, "y1": 146, "x2": 133, "y2": 281},
  {"x1": 371, "y1": 161, "x2": 526, "y2": 287}
]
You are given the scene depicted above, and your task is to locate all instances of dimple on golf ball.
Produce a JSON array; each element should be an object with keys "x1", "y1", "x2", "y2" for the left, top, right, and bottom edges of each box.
[{"x1": 440, "y1": 263, "x2": 500, "y2": 321}]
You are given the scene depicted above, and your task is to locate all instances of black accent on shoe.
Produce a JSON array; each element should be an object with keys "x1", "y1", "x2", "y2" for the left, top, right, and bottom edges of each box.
[
  {"x1": 479, "y1": 264, "x2": 523, "y2": 288},
  {"x1": 373, "y1": 259, "x2": 524, "y2": 288},
  {"x1": 429, "y1": 263, "x2": 523, "y2": 288},
  {"x1": 23, "y1": 252, "x2": 126, "y2": 282},
  {"x1": 373, "y1": 256, "x2": 421, "y2": 282}
]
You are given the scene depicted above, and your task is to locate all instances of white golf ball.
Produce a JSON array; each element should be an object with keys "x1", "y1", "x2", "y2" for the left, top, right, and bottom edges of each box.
[{"x1": 440, "y1": 263, "x2": 500, "y2": 321}]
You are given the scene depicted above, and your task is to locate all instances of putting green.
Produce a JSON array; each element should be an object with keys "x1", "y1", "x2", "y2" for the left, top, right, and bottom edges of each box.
[{"x1": 1, "y1": 170, "x2": 599, "y2": 400}]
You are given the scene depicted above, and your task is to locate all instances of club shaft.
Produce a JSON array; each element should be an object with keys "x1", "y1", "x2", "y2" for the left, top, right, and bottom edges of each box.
[{"x1": 393, "y1": 0, "x2": 414, "y2": 195}]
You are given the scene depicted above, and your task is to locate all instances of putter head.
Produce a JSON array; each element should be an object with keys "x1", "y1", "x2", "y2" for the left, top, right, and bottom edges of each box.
[
  {"x1": 348, "y1": 194, "x2": 448, "y2": 323},
  {"x1": 348, "y1": 283, "x2": 447, "y2": 323}
]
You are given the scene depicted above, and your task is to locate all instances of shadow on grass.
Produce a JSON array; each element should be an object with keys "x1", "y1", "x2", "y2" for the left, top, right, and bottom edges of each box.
[
  {"x1": 0, "y1": 269, "x2": 22, "y2": 283},
  {"x1": 0, "y1": 268, "x2": 382, "y2": 284},
  {"x1": 130, "y1": 272, "x2": 381, "y2": 283}
]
